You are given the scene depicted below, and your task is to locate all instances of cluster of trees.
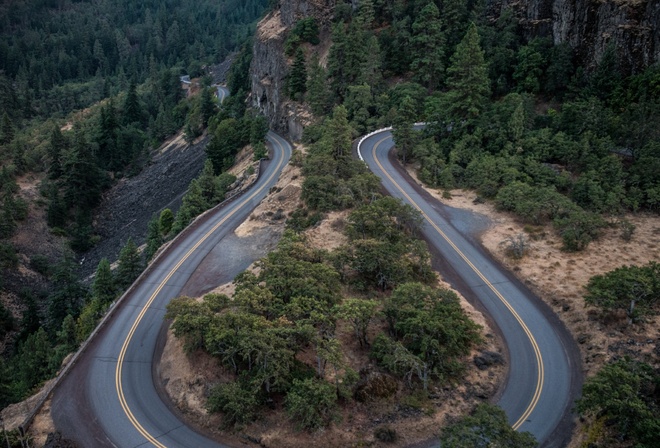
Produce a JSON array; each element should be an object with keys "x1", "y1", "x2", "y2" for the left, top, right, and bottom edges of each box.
[
  {"x1": 0, "y1": 166, "x2": 28, "y2": 270},
  {"x1": 0, "y1": 237, "x2": 142, "y2": 408},
  {"x1": 167, "y1": 189, "x2": 483, "y2": 430},
  {"x1": 287, "y1": 1, "x2": 659, "y2": 252},
  {"x1": 0, "y1": 0, "x2": 267, "y2": 119},
  {"x1": 584, "y1": 261, "x2": 660, "y2": 324},
  {"x1": 576, "y1": 357, "x2": 660, "y2": 448}
]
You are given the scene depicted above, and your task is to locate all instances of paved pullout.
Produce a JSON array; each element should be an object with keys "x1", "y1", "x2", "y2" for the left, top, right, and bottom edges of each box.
[
  {"x1": 359, "y1": 130, "x2": 582, "y2": 447},
  {"x1": 50, "y1": 131, "x2": 291, "y2": 447}
]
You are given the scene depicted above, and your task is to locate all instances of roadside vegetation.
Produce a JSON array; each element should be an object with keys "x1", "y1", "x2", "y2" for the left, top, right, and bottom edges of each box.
[{"x1": 0, "y1": 0, "x2": 269, "y2": 410}]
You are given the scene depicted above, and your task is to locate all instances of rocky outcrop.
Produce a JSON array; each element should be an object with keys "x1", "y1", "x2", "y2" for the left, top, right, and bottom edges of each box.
[
  {"x1": 250, "y1": 1, "x2": 334, "y2": 141},
  {"x1": 489, "y1": 0, "x2": 659, "y2": 74},
  {"x1": 251, "y1": 0, "x2": 659, "y2": 136}
]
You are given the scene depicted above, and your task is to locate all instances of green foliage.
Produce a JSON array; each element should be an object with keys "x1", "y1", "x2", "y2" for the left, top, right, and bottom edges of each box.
[
  {"x1": 92, "y1": 258, "x2": 117, "y2": 306},
  {"x1": 286, "y1": 207, "x2": 323, "y2": 232},
  {"x1": 584, "y1": 262, "x2": 660, "y2": 323},
  {"x1": 145, "y1": 214, "x2": 162, "y2": 262},
  {"x1": 335, "y1": 298, "x2": 378, "y2": 347},
  {"x1": 116, "y1": 238, "x2": 142, "y2": 290},
  {"x1": 576, "y1": 358, "x2": 660, "y2": 448},
  {"x1": 159, "y1": 208, "x2": 174, "y2": 236},
  {"x1": 172, "y1": 161, "x2": 236, "y2": 233},
  {"x1": 207, "y1": 381, "x2": 261, "y2": 428},
  {"x1": 445, "y1": 23, "x2": 491, "y2": 123},
  {"x1": 285, "y1": 378, "x2": 338, "y2": 430},
  {"x1": 410, "y1": 2, "x2": 446, "y2": 89},
  {"x1": 288, "y1": 47, "x2": 308, "y2": 101},
  {"x1": 306, "y1": 53, "x2": 332, "y2": 116},
  {"x1": 338, "y1": 197, "x2": 432, "y2": 290},
  {"x1": 0, "y1": 300, "x2": 14, "y2": 338},
  {"x1": 439, "y1": 403, "x2": 537, "y2": 447},
  {"x1": 374, "y1": 282, "x2": 481, "y2": 387}
]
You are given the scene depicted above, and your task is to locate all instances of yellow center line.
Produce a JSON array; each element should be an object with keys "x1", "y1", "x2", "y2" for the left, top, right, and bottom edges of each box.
[
  {"x1": 371, "y1": 134, "x2": 543, "y2": 430},
  {"x1": 115, "y1": 136, "x2": 287, "y2": 447}
]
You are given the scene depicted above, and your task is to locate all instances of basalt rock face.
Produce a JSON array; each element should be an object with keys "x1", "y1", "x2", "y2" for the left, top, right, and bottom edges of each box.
[
  {"x1": 251, "y1": 0, "x2": 659, "y2": 137},
  {"x1": 488, "y1": 0, "x2": 659, "y2": 74},
  {"x1": 250, "y1": 0, "x2": 334, "y2": 141}
]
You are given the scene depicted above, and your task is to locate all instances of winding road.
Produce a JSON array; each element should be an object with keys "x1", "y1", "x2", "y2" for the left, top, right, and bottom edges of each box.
[
  {"x1": 47, "y1": 102, "x2": 579, "y2": 447},
  {"x1": 359, "y1": 129, "x2": 581, "y2": 447},
  {"x1": 50, "y1": 129, "x2": 291, "y2": 447}
]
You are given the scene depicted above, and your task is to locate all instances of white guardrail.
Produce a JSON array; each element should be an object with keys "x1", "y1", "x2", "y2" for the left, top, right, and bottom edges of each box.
[{"x1": 356, "y1": 123, "x2": 427, "y2": 162}]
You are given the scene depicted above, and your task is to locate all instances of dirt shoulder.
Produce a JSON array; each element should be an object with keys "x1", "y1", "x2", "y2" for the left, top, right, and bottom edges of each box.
[
  {"x1": 157, "y1": 150, "x2": 507, "y2": 447},
  {"x1": 404, "y1": 170, "x2": 659, "y2": 446}
]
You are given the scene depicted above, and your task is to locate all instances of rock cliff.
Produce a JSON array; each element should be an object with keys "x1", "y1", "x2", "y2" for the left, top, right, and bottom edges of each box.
[
  {"x1": 250, "y1": 0, "x2": 659, "y2": 139},
  {"x1": 250, "y1": 0, "x2": 334, "y2": 141},
  {"x1": 488, "y1": 0, "x2": 659, "y2": 74}
]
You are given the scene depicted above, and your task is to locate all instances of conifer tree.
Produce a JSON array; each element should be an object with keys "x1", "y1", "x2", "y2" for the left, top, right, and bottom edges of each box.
[
  {"x1": 116, "y1": 238, "x2": 142, "y2": 290},
  {"x1": 48, "y1": 126, "x2": 68, "y2": 180},
  {"x1": 145, "y1": 215, "x2": 162, "y2": 262},
  {"x1": 410, "y1": 2, "x2": 446, "y2": 89},
  {"x1": 0, "y1": 111, "x2": 14, "y2": 145},
  {"x1": 122, "y1": 82, "x2": 142, "y2": 126},
  {"x1": 62, "y1": 125, "x2": 103, "y2": 211},
  {"x1": 306, "y1": 53, "x2": 331, "y2": 116},
  {"x1": 446, "y1": 23, "x2": 491, "y2": 122},
  {"x1": 392, "y1": 96, "x2": 418, "y2": 165},
  {"x1": 92, "y1": 258, "x2": 116, "y2": 305},
  {"x1": 288, "y1": 47, "x2": 307, "y2": 101}
]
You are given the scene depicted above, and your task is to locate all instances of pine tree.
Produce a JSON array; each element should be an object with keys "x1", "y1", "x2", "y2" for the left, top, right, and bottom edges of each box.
[
  {"x1": 116, "y1": 237, "x2": 142, "y2": 290},
  {"x1": 144, "y1": 215, "x2": 162, "y2": 262},
  {"x1": 48, "y1": 126, "x2": 68, "y2": 180},
  {"x1": 446, "y1": 23, "x2": 491, "y2": 122},
  {"x1": 288, "y1": 47, "x2": 307, "y2": 101},
  {"x1": 306, "y1": 53, "x2": 331, "y2": 116},
  {"x1": 62, "y1": 125, "x2": 104, "y2": 211},
  {"x1": 0, "y1": 111, "x2": 14, "y2": 145},
  {"x1": 159, "y1": 208, "x2": 174, "y2": 235},
  {"x1": 92, "y1": 258, "x2": 116, "y2": 305},
  {"x1": 392, "y1": 95, "x2": 418, "y2": 165},
  {"x1": 410, "y1": 3, "x2": 446, "y2": 90},
  {"x1": 122, "y1": 82, "x2": 142, "y2": 126},
  {"x1": 324, "y1": 105, "x2": 353, "y2": 160}
]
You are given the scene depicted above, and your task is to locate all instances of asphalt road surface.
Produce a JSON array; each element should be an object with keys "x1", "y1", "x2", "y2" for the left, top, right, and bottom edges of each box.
[
  {"x1": 358, "y1": 129, "x2": 581, "y2": 447},
  {"x1": 50, "y1": 131, "x2": 291, "y2": 448}
]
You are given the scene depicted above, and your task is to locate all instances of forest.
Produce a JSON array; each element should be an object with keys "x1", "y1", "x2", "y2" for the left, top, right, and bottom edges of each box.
[
  {"x1": 276, "y1": 0, "x2": 660, "y2": 445},
  {"x1": 0, "y1": 0, "x2": 658, "y2": 446},
  {"x1": 0, "y1": 0, "x2": 269, "y2": 412}
]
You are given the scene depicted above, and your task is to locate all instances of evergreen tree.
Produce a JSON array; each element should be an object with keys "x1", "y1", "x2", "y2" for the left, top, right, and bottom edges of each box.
[
  {"x1": 392, "y1": 96, "x2": 418, "y2": 164},
  {"x1": 122, "y1": 82, "x2": 143, "y2": 126},
  {"x1": 410, "y1": 2, "x2": 446, "y2": 90},
  {"x1": 288, "y1": 47, "x2": 307, "y2": 101},
  {"x1": 48, "y1": 126, "x2": 68, "y2": 180},
  {"x1": 0, "y1": 111, "x2": 14, "y2": 145},
  {"x1": 306, "y1": 53, "x2": 331, "y2": 116},
  {"x1": 62, "y1": 125, "x2": 104, "y2": 211},
  {"x1": 159, "y1": 208, "x2": 174, "y2": 235},
  {"x1": 116, "y1": 237, "x2": 142, "y2": 290},
  {"x1": 446, "y1": 23, "x2": 491, "y2": 122},
  {"x1": 92, "y1": 258, "x2": 116, "y2": 305},
  {"x1": 199, "y1": 86, "x2": 217, "y2": 128},
  {"x1": 324, "y1": 105, "x2": 353, "y2": 160},
  {"x1": 144, "y1": 214, "x2": 162, "y2": 262}
]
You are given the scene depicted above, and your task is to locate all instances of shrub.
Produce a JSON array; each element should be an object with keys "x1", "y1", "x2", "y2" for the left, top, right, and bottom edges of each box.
[
  {"x1": 207, "y1": 381, "x2": 260, "y2": 427},
  {"x1": 285, "y1": 378, "x2": 338, "y2": 430}
]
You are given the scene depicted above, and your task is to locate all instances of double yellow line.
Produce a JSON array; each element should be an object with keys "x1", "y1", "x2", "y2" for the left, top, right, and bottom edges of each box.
[
  {"x1": 115, "y1": 136, "x2": 287, "y2": 447},
  {"x1": 371, "y1": 135, "x2": 544, "y2": 430}
]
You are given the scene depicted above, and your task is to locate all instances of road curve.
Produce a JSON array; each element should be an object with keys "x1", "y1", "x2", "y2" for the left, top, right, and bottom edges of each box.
[
  {"x1": 359, "y1": 129, "x2": 581, "y2": 447},
  {"x1": 50, "y1": 131, "x2": 291, "y2": 448}
]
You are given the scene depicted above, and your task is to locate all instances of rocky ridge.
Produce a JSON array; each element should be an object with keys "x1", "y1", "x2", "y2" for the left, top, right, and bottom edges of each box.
[{"x1": 250, "y1": 0, "x2": 659, "y2": 141}]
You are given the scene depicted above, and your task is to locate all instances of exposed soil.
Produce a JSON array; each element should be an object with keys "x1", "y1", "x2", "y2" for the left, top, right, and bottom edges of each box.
[
  {"x1": 80, "y1": 132, "x2": 211, "y2": 278},
  {"x1": 404, "y1": 170, "x2": 660, "y2": 447},
  {"x1": 158, "y1": 149, "x2": 506, "y2": 447}
]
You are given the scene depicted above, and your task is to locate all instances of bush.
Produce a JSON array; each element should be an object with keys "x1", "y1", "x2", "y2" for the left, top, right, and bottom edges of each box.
[
  {"x1": 285, "y1": 378, "x2": 338, "y2": 430},
  {"x1": 207, "y1": 381, "x2": 260, "y2": 428},
  {"x1": 374, "y1": 426, "x2": 398, "y2": 443}
]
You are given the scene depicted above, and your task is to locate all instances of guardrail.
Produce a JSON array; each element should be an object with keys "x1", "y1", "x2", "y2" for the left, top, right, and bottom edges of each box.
[
  {"x1": 356, "y1": 123, "x2": 427, "y2": 161},
  {"x1": 18, "y1": 153, "x2": 268, "y2": 435}
]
